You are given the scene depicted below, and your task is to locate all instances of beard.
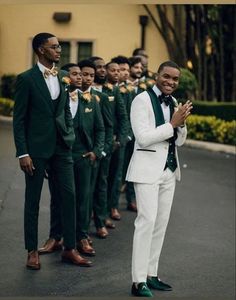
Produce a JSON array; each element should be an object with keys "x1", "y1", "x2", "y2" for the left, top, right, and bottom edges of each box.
[{"x1": 94, "y1": 74, "x2": 106, "y2": 84}]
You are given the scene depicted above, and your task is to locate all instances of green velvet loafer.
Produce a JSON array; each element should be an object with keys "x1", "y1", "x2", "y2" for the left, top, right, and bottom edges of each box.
[
  {"x1": 147, "y1": 276, "x2": 172, "y2": 291},
  {"x1": 131, "y1": 282, "x2": 153, "y2": 297}
]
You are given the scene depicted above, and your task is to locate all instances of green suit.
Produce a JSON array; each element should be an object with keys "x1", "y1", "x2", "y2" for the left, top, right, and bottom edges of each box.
[
  {"x1": 90, "y1": 89, "x2": 114, "y2": 229},
  {"x1": 72, "y1": 91, "x2": 105, "y2": 241},
  {"x1": 13, "y1": 64, "x2": 76, "y2": 251}
]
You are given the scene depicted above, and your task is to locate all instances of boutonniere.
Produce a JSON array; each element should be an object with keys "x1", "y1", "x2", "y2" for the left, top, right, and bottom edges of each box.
[
  {"x1": 81, "y1": 92, "x2": 92, "y2": 102},
  {"x1": 85, "y1": 107, "x2": 93, "y2": 113},
  {"x1": 104, "y1": 82, "x2": 113, "y2": 91},
  {"x1": 61, "y1": 76, "x2": 71, "y2": 91},
  {"x1": 139, "y1": 82, "x2": 147, "y2": 90},
  {"x1": 69, "y1": 90, "x2": 78, "y2": 102},
  {"x1": 146, "y1": 79, "x2": 155, "y2": 87},
  {"x1": 119, "y1": 86, "x2": 127, "y2": 94},
  {"x1": 126, "y1": 84, "x2": 134, "y2": 92}
]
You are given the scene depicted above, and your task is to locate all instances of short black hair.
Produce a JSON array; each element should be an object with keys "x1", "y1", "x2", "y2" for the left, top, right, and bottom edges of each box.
[
  {"x1": 89, "y1": 56, "x2": 103, "y2": 63},
  {"x1": 132, "y1": 48, "x2": 144, "y2": 56},
  {"x1": 111, "y1": 55, "x2": 130, "y2": 66},
  {"x1": 106, "y1": 61, "x2": 119, "y2": 69},
  {"x1": 32, "y1": 32, "x2": 55, "y2": 53},
  {"x1": 78, "y1": 59, "x2": 96, "y2": 72},
  {"x1": 129, "y1": 56, "x2": 142, "y2": 67},
  {"x1": 157, "y1": 61, "x2": 180, "y2": 73},
  {"x1": 61, "y1": 63, "x2": 78, "y2": 72}
]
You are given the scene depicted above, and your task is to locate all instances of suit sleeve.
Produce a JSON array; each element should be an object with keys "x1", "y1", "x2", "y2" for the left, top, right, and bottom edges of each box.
[
  {"x1": 100, "y1": 94, "x2": 114, "y2": 155},
  {"x1": 92, "y1": 101, "x2": 105, "y2": 158},
  {"x1": 130, "y1": 94, "x2": 174, "y2": 148},
  {"x1": 13, "y1": 73, "x2": 30, "y2": 156},
  {"x1": 115, "y1": 88, "x2": 129, "y2": 146}
]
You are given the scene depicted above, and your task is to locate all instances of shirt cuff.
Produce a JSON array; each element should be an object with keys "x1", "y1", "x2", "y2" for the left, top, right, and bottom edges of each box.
[{"x1": 18, "y1": 154, "x2": 29, "y2": 158}]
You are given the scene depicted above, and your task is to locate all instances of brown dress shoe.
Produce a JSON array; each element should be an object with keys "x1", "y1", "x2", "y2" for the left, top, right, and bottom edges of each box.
[
  {"x1": 111, "y1": 208, "x2": 121, "y2": 220},
  {"x1": 105, "y1": 218, "x2": 116, "y2": 229},
  {"x1": 127, "y1": 202, "x2": 137, "y2": 212},
  {"x1": 38, "y1": 238, "x2": 62, "y2": 254},
  {"x1": 26, "y1": 250, "x2": 40, "y2": 270},
  {"x1": 96, "y1": 227, "x2": 109, "y2": 239},
  {"x1": 77, "y1": 239, "x2": 96, "y2": 256},
  {"x1": 61, "y1": 249, "x2": 92, "y2": 267}
]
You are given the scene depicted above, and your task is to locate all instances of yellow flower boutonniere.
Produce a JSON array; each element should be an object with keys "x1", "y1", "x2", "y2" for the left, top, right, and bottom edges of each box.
[
  {"x1": 61, "y1": 76, "x2": 71, "y2": 91},
  {"x1": 104, "y1": 82, "x2": 113, "y2": 91},
  {"x1": 146, "y1": 79, "x2": 155, "y2": 87},
  {"x1": 119, "y1": 86, "x2": 127, "y2": 94},
  {"x1": 69, "y1": 90, "x2": 78, "y2": 102},
  {"x1": 139, "y1": 82, "x2": 147, "y2": 90},
  {"x1": 126, "y1": 84, "x2": 134, "y2": 92},
  {"x1": 81, "y1": 92, "x2": 92, "y2": 102}
]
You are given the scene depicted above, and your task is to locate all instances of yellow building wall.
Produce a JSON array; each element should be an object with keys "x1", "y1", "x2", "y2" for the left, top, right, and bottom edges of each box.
[{"x1": 0, "y1": 4, "x2": 169, "y2": 75}]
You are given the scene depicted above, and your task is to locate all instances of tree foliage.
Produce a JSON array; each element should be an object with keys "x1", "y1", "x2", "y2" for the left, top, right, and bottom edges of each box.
[{"x1": 143, "y1": 4, "x2": 235, "y2": 102}]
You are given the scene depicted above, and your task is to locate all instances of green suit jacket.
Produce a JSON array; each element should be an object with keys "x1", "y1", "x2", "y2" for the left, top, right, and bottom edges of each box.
[
  {"x1": 72, "y1": 92, "x2": 105, "y2": 160},
  {"x1": 13, "y1": 64, "x2": 75, "y2": 158}
]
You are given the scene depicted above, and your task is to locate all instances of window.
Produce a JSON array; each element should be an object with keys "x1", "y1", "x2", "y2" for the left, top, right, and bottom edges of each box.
[
  {"x1": 31, "y1": 40, "x2": 93, "y2": 67},
  {"x1": 77, "y1": 42, "x2": 93, "y2": 61}
]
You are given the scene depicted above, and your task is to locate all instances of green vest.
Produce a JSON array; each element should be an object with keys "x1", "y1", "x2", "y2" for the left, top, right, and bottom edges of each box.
[{"x1": 146, "y1": 88, "x2": 177, "y2": 172}]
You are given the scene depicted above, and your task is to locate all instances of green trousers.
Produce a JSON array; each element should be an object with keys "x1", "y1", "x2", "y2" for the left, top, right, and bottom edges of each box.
[{"x1": 24, "y1": 147, "x2": 76, "y2": 251}]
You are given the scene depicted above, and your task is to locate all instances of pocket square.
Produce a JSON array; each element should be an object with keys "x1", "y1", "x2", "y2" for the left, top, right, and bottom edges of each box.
[
  {"x1": 85, "y1": 108, "x2": 92, "y2": 113},
  {"x1": 108, "y1": 96, "x2": 114, "y2": 102}
]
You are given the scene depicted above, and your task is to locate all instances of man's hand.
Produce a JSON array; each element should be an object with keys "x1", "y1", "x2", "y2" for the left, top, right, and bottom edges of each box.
[
  {"x1": 170, "y1": 100, "x2": 193, "y2": 128},
  {"x1": 83, "y1": 152, "x2": 97, "y2": 162},
  {"x1": 19, "y1": 156, "x2": 35, "y2": 176}
]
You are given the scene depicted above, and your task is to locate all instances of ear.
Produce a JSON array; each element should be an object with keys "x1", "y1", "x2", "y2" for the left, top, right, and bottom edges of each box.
[{"x1": 38, "y1": 46, "x2": 45, "y2": 55}]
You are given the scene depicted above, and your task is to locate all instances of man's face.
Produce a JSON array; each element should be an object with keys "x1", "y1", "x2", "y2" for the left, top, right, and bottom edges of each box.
[
  {"x1": 94, "y1": 59, "x2": 106, "y2": 80},
  {"x1": 40, "y1": 37, "x2": 61, "y2": 64},
  {"x1": 119, "y1": 63, "x2": 130, "y2": 82},
  {"x1": 130, "y1": 62, "x2": 143, "y2": 79},
  {"x1": 68, "y1": 66, "x2": 82, "y2": 89},
  {"x1": 81, "y1": 66, "x2": 95, "y2": 90},
  {"x1": 156, "y1": 66, "x2": 180, "y2": 95},
  {"x1": 106, "y1": 63, "x2": 120, "y2": 84}
]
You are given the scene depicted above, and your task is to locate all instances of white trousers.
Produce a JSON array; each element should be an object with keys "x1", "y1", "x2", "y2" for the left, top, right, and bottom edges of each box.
[{"x1": 132, "y1": 168, "x2": 176, "y2": 283}]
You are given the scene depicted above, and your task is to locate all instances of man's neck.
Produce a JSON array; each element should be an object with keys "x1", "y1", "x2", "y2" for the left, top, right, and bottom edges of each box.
[{"x1": 38, "y1": 58, "x2": 54, "y2": 69}]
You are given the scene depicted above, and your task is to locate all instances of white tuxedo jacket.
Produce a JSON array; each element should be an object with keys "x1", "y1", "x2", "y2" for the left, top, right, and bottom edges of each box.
[{"x1": 126, "y1": 90, "x2": 187, "y2": 184}]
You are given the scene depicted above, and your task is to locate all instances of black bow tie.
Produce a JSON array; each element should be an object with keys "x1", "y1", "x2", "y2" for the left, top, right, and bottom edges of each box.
[{"x1": 159, "y1": 94, "x2": 172, "y2": 106}]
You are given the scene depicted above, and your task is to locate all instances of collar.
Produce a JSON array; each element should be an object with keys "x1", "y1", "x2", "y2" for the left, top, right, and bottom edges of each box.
[
  {"x1": 152, "y1": 85, "x2": 162, "y2": 97},
  {"x1": 37, "y1": 61, "x2": 56, "y2": 74}
]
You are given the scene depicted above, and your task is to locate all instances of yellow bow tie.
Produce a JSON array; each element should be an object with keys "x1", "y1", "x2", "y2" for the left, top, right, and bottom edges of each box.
[
  {"x1": 43, "y1": 67, "x2": 58, "y2": 79},
  {"x1": 70, "y1": 90, "x2": 78, "y2": 101}
]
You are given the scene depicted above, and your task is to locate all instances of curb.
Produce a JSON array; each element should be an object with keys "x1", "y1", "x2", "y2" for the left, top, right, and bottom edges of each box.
[
  {"x1": 0, "y1": 115, "x2": 235, "y2": 155},
  {"x1": 0, "y1": 115, "x2": 13, "y2": 124},
  {"x1": 185, "y1": 139, "x2": 235, "y2": 155}
]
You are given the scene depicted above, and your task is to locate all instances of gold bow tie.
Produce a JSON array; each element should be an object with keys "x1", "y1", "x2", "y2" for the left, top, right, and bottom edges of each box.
[
  {"x1": 43, "y1": 67, "x2": 58, "y2": 79},
  {"x1": 70, "y1": 90, "x2": 78, "y2": 101}
]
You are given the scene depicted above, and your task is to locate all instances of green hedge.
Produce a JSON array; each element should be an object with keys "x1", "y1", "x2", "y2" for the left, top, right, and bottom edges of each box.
[
  {"x1": 186, "y1": 115, "x2": 236, "y2": 145},
  {"x1": 0, "y1": 98, "x2": 14, "y2": 116},
  {"x1": 191, "y1": 101, "x2": 236, "y2": 122}
]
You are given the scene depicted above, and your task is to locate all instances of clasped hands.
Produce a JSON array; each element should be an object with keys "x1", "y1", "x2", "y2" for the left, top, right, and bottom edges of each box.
[{"x1": 170, "y1": 100, "x2": 193, "y2": 128}]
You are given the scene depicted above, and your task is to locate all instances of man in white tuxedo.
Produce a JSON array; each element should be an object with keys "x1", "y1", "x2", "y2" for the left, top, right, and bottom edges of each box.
[{"x1": 126, "y1": 61, "x2": 192, "y2": 297}]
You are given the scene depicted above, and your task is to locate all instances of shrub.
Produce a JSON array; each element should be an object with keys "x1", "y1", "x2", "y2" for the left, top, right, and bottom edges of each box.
[
  {"x1": 173, "y1": 68, "x2": 198, "y2": 100},
  {"x1": 0, "y1": 98, "x2": 14, "y2": 116},
  {"x1": 186, "y1": 115, "x2": 236, "y2": 145},
  {"x1": 191, "y1": 101, "x2": 236, "y2": 121},
  {"x1": 0, "y1": 74, "x2": 16, "y2": 99}
]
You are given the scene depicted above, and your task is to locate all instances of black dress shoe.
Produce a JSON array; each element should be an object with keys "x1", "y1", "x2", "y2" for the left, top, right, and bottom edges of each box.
[{"x1": 147, "y1": 276, "x2": 172, "y2": 291}]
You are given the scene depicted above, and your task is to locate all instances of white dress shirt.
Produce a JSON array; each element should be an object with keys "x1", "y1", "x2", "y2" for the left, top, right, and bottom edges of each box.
[{"x1": 37, "y1": 61, "x2": 60, "y2": 100}]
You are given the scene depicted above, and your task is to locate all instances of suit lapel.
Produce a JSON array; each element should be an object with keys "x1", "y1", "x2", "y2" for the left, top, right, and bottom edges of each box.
[
  {"x1": 55, "y1": 72, "x2": 67, "y2": 116},
  {"x1": 31, "y1": 65, "x2": 54, "y2": 112}
]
